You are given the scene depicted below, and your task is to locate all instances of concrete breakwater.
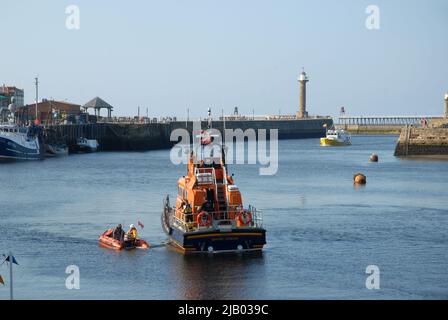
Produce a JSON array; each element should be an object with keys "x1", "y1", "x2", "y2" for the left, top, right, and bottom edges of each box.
[
  {"x1": 46, "y1": 118, "x2": 332, "y2": 152},
  {"x1": 394, "y1": 124, "x2": 448, "y2": 156},
  {"x1": 339, "y1": 124, "x2": 403, "y2": 135}
]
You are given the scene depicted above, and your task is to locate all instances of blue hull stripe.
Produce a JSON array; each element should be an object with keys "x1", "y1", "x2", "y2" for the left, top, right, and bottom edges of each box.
[
  {"x1": 169, "y1": 227, "x2": 266, "y2": 252},
  {"x1": 0, "y1": 137, "x2": 41, "y2": 160}
]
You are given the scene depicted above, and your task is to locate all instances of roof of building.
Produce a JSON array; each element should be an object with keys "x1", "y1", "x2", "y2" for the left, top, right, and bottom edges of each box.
[
  {"x1": 23, "y1": 100, "x2": 80, "y2": 107},
  {"x1": 82, "y1": 97, "x2": 114, "y2": 110},
  {"x1": 20, "y1": 101, "x2": 81, "y2": 113},
  {"x1": 0, "y1": 86, "x2": 23, "y2": 94}
]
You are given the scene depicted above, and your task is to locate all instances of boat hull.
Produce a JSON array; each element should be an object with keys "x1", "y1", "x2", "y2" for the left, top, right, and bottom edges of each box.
[
  {"x1": 168, "y1": 227, "x2": 266, "y2": 253},
  {"x1": 0, "y1": 136, "x2": 42, "y2": 161},
  {"x1": 73, "y1": 139, "x2": 99, "y2": 153},
  {"x1": 45, "y1": 144, "x2": 69, "y2": 157},
  {"x1": 73, "y1": 146, "x2": 97, "y2": 153},
  {"x1": 98, "y1": 229, "x2": 149, "y2": 250},
  {"x1": 320, "y1": 137, "x2": 351, "y2": 146}
]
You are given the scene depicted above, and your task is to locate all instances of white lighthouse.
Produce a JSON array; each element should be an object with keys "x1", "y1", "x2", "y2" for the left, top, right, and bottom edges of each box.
[
  {"x1": 444, "y1": 92, "x2": 448, "y2": 118},
  {"x1": 296, "y1": 69, "x2": 309, "y2": 119}
]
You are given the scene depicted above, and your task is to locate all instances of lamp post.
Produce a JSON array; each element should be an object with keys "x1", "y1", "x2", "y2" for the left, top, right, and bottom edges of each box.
[{"x1": 34, "y1": 77, "x2": 39, "y2": 121}]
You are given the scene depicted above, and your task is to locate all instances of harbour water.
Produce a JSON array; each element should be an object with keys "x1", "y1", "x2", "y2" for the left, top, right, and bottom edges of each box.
[{"x1": 0, "y1": 135, "x2": 447, "y2": 300}]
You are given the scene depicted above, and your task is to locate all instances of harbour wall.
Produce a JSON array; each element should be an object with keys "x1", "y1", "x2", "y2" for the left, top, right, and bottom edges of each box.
[
  {"x1": 337, "y1": 124, "x2": 403, "y2": 135},
  {"x1": 394, "y1": 125, "x2": 448, "y2": 156},
  {"x1": 46, "y1": 118, "x2": 333, "y2": 151}
]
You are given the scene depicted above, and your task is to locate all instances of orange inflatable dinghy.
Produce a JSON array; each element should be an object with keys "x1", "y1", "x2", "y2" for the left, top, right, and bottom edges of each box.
[{"x1": 99, "y1": 229, "x2": 150, "y2": 250}]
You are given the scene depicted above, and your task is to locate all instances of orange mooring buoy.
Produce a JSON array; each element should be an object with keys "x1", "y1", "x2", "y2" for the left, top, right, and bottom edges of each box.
[{"x1": 354, "y1": 173, "x2": 367, "y2": 185}]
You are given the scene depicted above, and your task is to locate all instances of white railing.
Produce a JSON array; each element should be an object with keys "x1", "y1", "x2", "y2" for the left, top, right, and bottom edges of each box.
[
  {"x1": 171, "y1": 205, "x2": 263, "y2": 232},
  {"x1": 194, "y1": 167, "x2": 216, "y2": 186},
  {"x1": 249, "y1": 205, "x2": 263, "y2": 228}
]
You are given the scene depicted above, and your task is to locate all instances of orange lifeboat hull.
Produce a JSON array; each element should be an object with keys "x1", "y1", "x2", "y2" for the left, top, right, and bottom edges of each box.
[{"x1": 98, "y1": 229, "x2": 150, "y2": 250}]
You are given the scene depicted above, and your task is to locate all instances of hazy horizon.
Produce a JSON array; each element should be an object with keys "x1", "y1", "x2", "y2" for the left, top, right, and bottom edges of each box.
[{"x1": 1, "y1": 0, "x2": 447, "y2": 117}]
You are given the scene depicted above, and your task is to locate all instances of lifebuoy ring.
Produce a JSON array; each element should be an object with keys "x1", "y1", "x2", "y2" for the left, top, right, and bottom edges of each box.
[
  {"x1": 197, "y1": 211, "x2": 212, "y2": 227},
  {"x1": 237, "y1": 210, "x2": 252, "y2": 226}
]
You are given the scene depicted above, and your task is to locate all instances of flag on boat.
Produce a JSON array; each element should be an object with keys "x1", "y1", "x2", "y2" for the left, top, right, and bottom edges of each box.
[
  {"x1": 138, "y1": 221, "x2": 145, "y2": 229},
  {"x1": 0, "y1": 275, "x2": 4, "y2": 285},
  {"x1": 200, "y1": 130, "x2": 213, "y2": 145},
  {"x1": 5, "y1": 255, "x2": 19, "y2": 265}
]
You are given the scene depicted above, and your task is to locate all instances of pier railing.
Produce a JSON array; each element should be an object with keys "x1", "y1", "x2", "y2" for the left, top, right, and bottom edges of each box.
[{"x1": 336, "y1": 116, "x2": 440, "y2": 126}]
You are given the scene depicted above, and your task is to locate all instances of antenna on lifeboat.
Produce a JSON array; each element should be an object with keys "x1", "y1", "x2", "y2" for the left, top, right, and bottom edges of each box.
[{"x1": 207, "y1": 107, "x2": 212, "y2": 129}]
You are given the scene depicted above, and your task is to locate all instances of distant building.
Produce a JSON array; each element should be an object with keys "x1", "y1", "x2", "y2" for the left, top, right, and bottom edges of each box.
[
  {"x1": 17, "y1": 100, "x2": 81, "y2": 124},
  {"x1": 0, "y1": 85, "x2": 24, "y2": 109}
]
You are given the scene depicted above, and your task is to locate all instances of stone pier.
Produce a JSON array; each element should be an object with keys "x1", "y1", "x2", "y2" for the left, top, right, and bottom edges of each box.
[{"x1": 394, "y1": 121, "x2": 448, "y2": 156}]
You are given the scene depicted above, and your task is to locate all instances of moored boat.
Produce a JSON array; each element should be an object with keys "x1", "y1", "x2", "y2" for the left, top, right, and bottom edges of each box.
[
  {"x1": 43, "y1": 128, "x2": 69, "y2": 157},
  {"x1": 45, "y1": 143, "x2": 69, "y2": 157},
  {"x1": 320, "y1": 128, "x2": 351, "y2": 146},
  {"x1": 98, "y1": 229, "x2": 149, "y2": 250},
  {"x1": 75, "y1": 137, "x2": 99, "y2": 153},
  {"x1": 0, "y1": 124, "x2": 43, "y2": 161}
]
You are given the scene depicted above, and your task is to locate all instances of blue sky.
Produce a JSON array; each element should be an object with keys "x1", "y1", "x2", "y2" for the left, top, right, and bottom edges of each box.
[{"x1": 1, "y1": 0, "x2": 447, "y2": 117}]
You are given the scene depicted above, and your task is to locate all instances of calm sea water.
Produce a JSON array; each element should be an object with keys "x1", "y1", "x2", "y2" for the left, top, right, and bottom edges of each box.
[{"x1": 1, "y1": 135, "x2": 447, "y2": 300}]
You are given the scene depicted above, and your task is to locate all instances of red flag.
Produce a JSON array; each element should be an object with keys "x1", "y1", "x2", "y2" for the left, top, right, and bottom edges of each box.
[
  {"x1": 138, "y1": 221, "x2": 144, "y2": 229},
  {"x1": 200, "y1": 130, "x2": 212, "y2": 145}
]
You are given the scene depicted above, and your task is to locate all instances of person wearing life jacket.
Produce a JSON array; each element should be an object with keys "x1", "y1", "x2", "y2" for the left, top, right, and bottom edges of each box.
[
  {"x1": 127, "y1": 224, "x2": 138, "y2": 242},
  {"x1": 184, "y1": 203, "x2": 193, "y2": 223},
  {"x1": 178, "y1": 200, "x2": 186, "y2": 213}
]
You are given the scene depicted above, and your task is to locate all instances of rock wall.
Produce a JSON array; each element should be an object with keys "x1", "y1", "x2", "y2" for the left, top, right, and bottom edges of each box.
[
  {"x1": 394, "y1": 126, "x2": 448, "y2": 156},
  {"x1": 338, "y1": 125, "x2": 402, "y2": 135}
]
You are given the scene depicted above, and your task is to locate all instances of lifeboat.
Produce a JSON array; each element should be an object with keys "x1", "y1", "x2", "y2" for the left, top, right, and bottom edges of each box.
[
  {"x1": 98, "y1": 229, "x2": 150, "y2": 250},
  {"x1": 161, "y1": 123, "x2": 266, "y2": 253}
]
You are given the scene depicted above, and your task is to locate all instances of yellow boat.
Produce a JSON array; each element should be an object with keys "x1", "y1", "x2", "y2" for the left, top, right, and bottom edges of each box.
[{"x1": 320, "y1": 128, "x2": 351, "y2": 146}]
